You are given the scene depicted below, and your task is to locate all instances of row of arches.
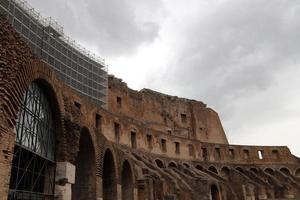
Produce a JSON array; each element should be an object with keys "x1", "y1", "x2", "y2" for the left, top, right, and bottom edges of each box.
[
  {"x1": 155, "y1": 158, "x2": 299, "y2": 178},
  {"x1": 73, "y1": 133, "x2": 135, "y2": 200},
  {"x1": 8, "y1": 81, "x2": 135, "y2": 200},
  {"x1": 8, "y1": 80, "x2": 299, "y2": 200}
]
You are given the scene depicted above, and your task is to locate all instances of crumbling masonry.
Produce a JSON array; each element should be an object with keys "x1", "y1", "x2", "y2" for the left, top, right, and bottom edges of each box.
[{"x1": 0, "y1": 8, "x2": 300, "y2": 200}]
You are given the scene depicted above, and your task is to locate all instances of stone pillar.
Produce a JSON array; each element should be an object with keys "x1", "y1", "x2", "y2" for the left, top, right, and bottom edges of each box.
[
  {"x1": 134, "y1": 188, "x2": 138, "y2": 200},
  {"x1": 117, "y1": 184, "x2": 122, "y2": 200},
  {"x1": 242, "y1": 184, "x2": 255, "y2": 200},
  {"x1": 284, "y1": 187, "x2": 295, "y2": 199},
  {"x1": 55, "y1": 162, "x2": 76, "y2": 200},
  {"x1": 0, "y1": 128, "x2": 15, "y2": 200},
  {"x1": 258, "y1": 187, "x2": 268, "y2": 199}
]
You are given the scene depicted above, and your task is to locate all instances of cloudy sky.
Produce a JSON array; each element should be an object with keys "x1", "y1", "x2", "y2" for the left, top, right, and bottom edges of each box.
[{"x1": 27, "y1": 0, "x2": 300, "y2": 156}]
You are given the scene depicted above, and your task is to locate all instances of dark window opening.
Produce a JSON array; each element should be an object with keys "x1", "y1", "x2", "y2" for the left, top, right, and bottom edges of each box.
[
  {"x1": 161, "y1": 139, "x2": 167, "y2": 153},
  {"x1": 167, "y1": 130, "x2": 172, "y2": 135},
  {"x1": 168, "y1": 162, "x2": 177, "y2": 168},
  {"x1": 175, "y1": 142, "x2": 180, "y2": 155},
  {"x1": 188, "y1": 144, "x2": 195, "y2": 157},
  {"x1": 117, "y1": 96, "x2": 122, "y2": 108},
  {"x1": 114, "y1": 123, "x2": 120, "y2": 143},
  {"x1": 202, "y1": 147, "x2": 208, "y2": 161},
  {"x1": 209, "y1": 166, "x2": 218, "y2": 174},
  {"x1": 243, "y1": 149, "x2": 250, "y2": 159},
  {"x1": 181, "y1": 113, "x2": 187, "y2": 123},
  {"x1": 183, "y1": 163, "x2": 190, "y2": 168},
  {"x1": 215, "y1": 148, "x2": 221, "y2": 160},
  {"x1": 229, "y1": 149, "x2": 235, "y2": 159},
  {"x1": 95, "y1": 114, "x2": 102, "y2": 129},
  {"x1": 74, "y1": 101, "x2": 81, "y2": 109},
  {"x1": 272, "y1": 150, "x2": 279, "y2": 160},
  {"x1": 131, "y1": 131, "x2": 137, "y2": 149},
  {"x1": 155, "y1": 159, "x2": 165, "y2": 168},
  {"x1": 146, "y1": 134, "x2": 152, "y2": 149}
]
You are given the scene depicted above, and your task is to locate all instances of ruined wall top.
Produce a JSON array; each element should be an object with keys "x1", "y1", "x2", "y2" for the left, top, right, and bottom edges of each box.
[{"x1": 107, "y1": 75, "x2": 229, "y2": 144}]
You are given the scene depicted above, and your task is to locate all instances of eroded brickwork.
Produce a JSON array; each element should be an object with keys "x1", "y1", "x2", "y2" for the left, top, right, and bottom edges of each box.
[
  {"x1": 0, "y1": 18, "x2": 300, "y2": 200},
  {"x1": 108, "y1": 75, "x2": 228, "y2": 144}
]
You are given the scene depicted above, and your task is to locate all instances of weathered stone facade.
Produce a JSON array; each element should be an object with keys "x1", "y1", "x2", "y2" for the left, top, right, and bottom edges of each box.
[{"x1": 0, "y1": 18, "x2": 300, "y2": 200}]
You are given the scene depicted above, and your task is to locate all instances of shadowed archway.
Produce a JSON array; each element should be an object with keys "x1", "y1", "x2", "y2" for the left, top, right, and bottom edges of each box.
[
  {"x1": 72, "y1": 128, "x2": 96, "y2": 200},
  {"x1": 103, "y1": 149, "x2": 117, "y2": 200},
  {"x1": 221, "y1": 167, "x2": 230, "y2": 180},
  {"x1": 121, "y1": 160, "x2": 134, "y2": 200},
  {"x1": 209, "y1": 166, "x2": 218, "y2": 174},
  {"x1": 155, "y1": 159, "x2": 165, "y2": 168},
  {"x1": 211, "y1": 184, "x2": 221, "y2": 200},
  {"x1": 168, "y1": 162, "x2": 177, "y2": 168}
]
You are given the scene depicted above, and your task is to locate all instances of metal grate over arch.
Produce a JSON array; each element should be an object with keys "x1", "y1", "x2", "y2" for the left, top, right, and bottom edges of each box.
[{"x1": 9, "y1": 82, "x2": 56, "y2": 200}]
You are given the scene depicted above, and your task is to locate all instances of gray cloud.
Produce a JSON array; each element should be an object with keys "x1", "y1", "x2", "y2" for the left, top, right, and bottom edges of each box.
[
  {"x1": 154, "y1": 0, "x2": 300, "y2": 116},
  {"x1": 27, "y1": 0, "x2": 164, "y2": 57}
]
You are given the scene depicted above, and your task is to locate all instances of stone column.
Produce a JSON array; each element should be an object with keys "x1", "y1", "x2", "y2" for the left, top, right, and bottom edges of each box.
[
  {"x1": 55, "y1": 162, "x2": 76, "y2": 200},
  {"x1": 258, "y1": 187, "x2": 268, "y2": 199},
  {"x1": 117, "y1": 184, "x2": 122, "y2": 200}
]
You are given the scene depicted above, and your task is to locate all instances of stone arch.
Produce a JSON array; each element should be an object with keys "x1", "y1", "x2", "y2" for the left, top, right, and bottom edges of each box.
[
  {"x1": 72, "y1": 127, "x2": 96, "y2": 200},
  {"x1": 221, "y1": 167, "x2": 230, "y2": 180},
  {"x1": 264, "y1": 168, "x2": 274, "y2": 174},
  {"x1": 183, "y1": 163, "x2": 190, "y2": 168},
  {"x1": 0, "y1": 33, "x2": 67, "y2": 198},
  {"x1": 210, "y1": 184, "x2": 221, "y2": 200},
  {"x1": 236, "y1": 167, "x2": 243, "y2": 173},
  {"x1": 168, "y1": 162, "x2": 178, "y2": 168},
  {"x1": 280, "y1": 167, "x2": 291, "y2": 175},
  {"x1": 7, "y1": 80, "x2": 64, "y2": 199},
  {"x1": 102, "y1": 148, "x2": 118, "y2": 200},
  {"x1": 121, "y1": 160, "x2": 134, "y2": 200},
  {"x1": 35, "y1": 78, "x2": 67, "y2": 162},
  {"x1": 196, "y1": 165, "x2": 203, "y2": 171},
  {"x1": 155, "y1": 159, "x2": 165, "y2": 168},
  {"x1": 4, "y1": 71, "x2": 66, "y2": 159},
  {"x1": 295, "y1": 168, "x2": 300, "y2": 177},
  {"x1": 209, "y1": 166, "x2": 218, "y2": 174},
  {"x1": 250, "y1": 168, "x2": 258, "y2": 173}
]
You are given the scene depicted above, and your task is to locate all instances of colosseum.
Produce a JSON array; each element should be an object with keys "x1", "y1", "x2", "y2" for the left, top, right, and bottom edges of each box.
[{"x1": 0, "y1": 0, "x2": 299, "y2": 200}]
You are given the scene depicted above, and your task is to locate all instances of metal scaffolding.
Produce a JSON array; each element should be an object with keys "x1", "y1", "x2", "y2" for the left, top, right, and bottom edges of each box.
[{"x1": 0, "y1": 0, "x2": 108, "y2": 106}]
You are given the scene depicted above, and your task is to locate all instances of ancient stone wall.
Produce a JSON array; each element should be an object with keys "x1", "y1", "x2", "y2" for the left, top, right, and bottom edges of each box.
[{"x1": 108, "y1": 75, "x2": 228, "y2": 144}]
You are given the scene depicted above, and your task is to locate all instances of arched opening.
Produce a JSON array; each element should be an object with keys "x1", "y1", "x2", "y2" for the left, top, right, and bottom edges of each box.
[
  {"x1": 8, "y1": 82, "x2": 58, "y2": 199},
  {"x1": 72, "y1": 128, "x2": 96, "y2": 200},
  {"x1": 183, "y1": 163, "x2": 190, "y2": 168},
  {"x1": 168, "y1": 162, "x2": 177, "y2": 168},
  {"x1": 196, "y1": 165, "x2": 203, "y2": 171},
  {"x1": 155, "y1": 159, "x2": 165, "y2": 168},
  {"x1": 209, "y1": 166, "x2": 218, "y2": 174},
  {"x1": 121, "y1": 160, "x2": 134, "y2": 200},
  {"x1": 236, "y1": 167, "x2": 243, "y2": 173},
  {"x1": 295, "y1": 168, "x2": 300, "y2": 177},
  {"x1": 221, "y1": 167, "x2": 230, "y2": 180},
  {"x1": 103, "y1": 149, "x2": 117, "y2": 200},
  {"x1": 264, "y1": 168, "x2": 274, "y2": 175},
  {"x1": 210, "y1": 184, "x2": 221, "y2": 200},
  {"x1": 250, "y1": 168, "x2": 258, "y2": 173},
  {"x1": 280, "y1": 168, "x2": 291, "y2": 176}
]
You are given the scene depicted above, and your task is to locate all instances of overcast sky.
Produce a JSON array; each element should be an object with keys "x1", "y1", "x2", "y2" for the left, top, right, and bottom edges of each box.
[{"x1": 27, "y1": 0, "x2": 300, "y2": 156}]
